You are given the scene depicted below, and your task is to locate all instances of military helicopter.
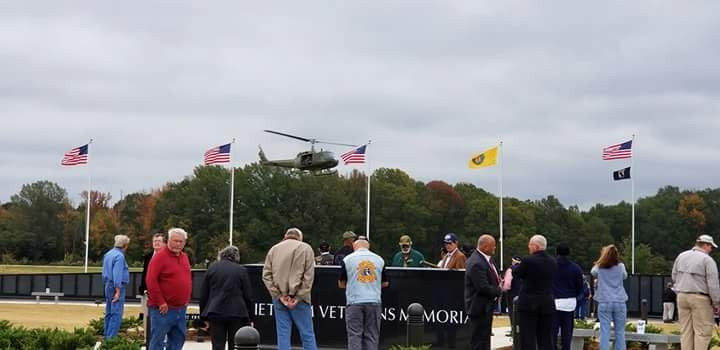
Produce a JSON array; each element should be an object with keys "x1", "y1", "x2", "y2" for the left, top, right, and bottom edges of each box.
[{"x1": 258, "y1": 130, "x2": 357, "y2": 175}]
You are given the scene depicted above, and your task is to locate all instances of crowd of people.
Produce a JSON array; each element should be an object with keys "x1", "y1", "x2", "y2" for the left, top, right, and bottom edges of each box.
[{"x1": 98, "y1": 227, "x2": 719, "y2": 350}]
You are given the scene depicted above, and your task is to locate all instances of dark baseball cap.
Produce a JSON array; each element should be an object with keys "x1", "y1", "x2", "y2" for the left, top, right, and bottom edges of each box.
[{"x1": 443, "y1": 233, "x2": 458, "y2": 243}]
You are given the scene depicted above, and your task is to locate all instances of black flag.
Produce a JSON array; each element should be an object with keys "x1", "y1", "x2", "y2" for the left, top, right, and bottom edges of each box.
[{"x1": 613, "y1": 166, "x2": 631, "y2": 181}]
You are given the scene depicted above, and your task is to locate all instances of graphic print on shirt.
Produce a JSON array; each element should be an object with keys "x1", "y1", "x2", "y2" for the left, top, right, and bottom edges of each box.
[{"x1": 357, "y1": 260, "x2": 377, "y2": 283}]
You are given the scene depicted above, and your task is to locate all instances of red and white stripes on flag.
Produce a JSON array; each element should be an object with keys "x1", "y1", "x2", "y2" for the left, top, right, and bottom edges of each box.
[
  {"x1": 204, "y1": 143, "x2": 231, "y2": 165},
  {"x1": 602, "y1": 140, "x2": 633, "y2": 160},
  {"x1": 61, "y1": 144, "x2": 89, "y2": 166},
  {"x1": 341, "y1": 144, "x2": 367, "y2": 165}
]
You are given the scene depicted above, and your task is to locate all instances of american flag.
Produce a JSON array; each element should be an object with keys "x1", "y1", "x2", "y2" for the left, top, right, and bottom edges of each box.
[
  {"x1": 602, "y1": 140, "x2": 632, "y2": 160},
  {"x1": 204, "y1": 143, "x2": 231, "y2": 165},
  {"x1": 61, "y1": 144, "x2": 89, "y2": 166},
  {"x1": 341, "y1": 145, "x2": 366, "y2": 165}
]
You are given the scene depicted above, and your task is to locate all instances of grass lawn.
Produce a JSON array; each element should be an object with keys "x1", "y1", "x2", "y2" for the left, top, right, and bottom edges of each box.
[
  {"x1": 0, "y1": 303, "x2": 200, "y2": 331},
  {"x1": 0, "y1": 303, "x2": 134, "y2": 330},
  {"x1": 493, "y1": 315, "x2": 510, "y2": 328},
  {"x1": 0, "y1": 264, "x2": 142, "y2": 274}
]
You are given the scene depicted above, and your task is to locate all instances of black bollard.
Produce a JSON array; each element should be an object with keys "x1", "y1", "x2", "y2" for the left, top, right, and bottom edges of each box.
[
  {"x1": 512, "y1": 296, "x2": 520, "y2": 350},
  {"x1": 234, "y1": 326, "x2": 260, "y2": 350},
  {"x1": 406, "y1": 303, "x2": 425, "y2": 347},
  {"x1": 641, "y1": 298, "x2": 648, "y2": 322}
]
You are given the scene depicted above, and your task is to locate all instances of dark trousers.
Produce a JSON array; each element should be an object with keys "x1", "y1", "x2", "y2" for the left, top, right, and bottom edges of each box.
[
  {"x1": 469, "y1": 312, "x2": 492, "y2": 350},
  {"x1": 552, "y1": 310, "x2": 574, "y2": 350},
  {"x1": 209, "y1": 318, "x2": 249, "y2": 350},
  {"x1": 518, "y1": 310, "x2": 553, "y2": 350},
  {"x1": 506, "y1": 293, "x2": 518, "y2": 325}
]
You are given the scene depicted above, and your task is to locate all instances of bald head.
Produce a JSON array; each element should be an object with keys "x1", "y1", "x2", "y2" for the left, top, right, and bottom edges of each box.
[
  {"x1": 477, "y1": 234, "x2": 496, "y2": 256},
  {"x1": 353, "y1": 239, "x2": 370, "y2": 251},
  {"x1": 529, "y1": 234, "x2": 547, "y2": 253}
]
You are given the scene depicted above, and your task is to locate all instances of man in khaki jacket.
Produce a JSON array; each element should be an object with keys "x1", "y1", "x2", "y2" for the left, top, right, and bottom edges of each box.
[
  {"x1": 262, "y1": 228, "x2": 317, "y2": 350},
  {"x1": 672, "y1": 234, "x2": 720, "y2": 350}
]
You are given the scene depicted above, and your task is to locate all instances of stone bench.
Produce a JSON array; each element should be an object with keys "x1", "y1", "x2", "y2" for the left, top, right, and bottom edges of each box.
[
  {"x1": 31, "y1": 291, "x2": 64, "y2": 304},
  {"x1": 571, "y1": 328, "x2": 680, "y2": 350}
]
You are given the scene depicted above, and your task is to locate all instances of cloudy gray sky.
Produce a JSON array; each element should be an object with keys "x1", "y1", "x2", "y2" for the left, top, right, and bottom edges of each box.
[{"x1": 1, "y1": 1, "x2": 719, "y2": 209}]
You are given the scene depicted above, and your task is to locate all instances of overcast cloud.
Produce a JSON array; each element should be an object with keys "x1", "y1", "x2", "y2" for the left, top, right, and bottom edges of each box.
[{"x1": 1, "y1": 1, "x2": 719, "y2": 209}]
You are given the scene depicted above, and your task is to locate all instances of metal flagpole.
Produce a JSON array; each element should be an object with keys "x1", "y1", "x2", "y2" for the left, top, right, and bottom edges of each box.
[
  {"x1": 631, "y1": 134, "x2": 636, "y2": 274},
  {"x1": 499, "y1": 141, "x2": 504, "y2": 270},
  {"x1": 229, "y1": 138, "x2": 236, "y2": 245},
  {"x1": 84, "y1": 139, "x2": 93, "y2": 273},
  {"x1": 366, "y1": 141, "x2": 372, "y2": 240}
]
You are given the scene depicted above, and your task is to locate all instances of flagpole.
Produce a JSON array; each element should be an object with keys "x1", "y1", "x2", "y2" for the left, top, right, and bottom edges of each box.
[
  {"x1": 498, "y1": 141, "x2": 504, "y2": 270},
  {"x1": 631, "y1": 134, "x2": 636, "y2": 274},
  {"x1": 365, "y1": 141, "x2": 372, "y2": 241},
  {"x1": 84, "y1": 139, "x2": 93, "y2": 273},
  {"x1": 229, "y1": 138, "x2": 236, "y2": 245}
]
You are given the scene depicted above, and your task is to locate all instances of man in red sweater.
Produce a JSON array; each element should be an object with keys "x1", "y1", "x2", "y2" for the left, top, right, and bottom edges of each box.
[{"x1": 146, "y1": 228, "x2": 192, "y2": 350}]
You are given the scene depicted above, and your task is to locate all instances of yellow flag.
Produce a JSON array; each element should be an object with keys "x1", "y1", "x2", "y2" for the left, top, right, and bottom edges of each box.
[{"x1": 468, "y1": 146, "x2": 498, "y2": 169}]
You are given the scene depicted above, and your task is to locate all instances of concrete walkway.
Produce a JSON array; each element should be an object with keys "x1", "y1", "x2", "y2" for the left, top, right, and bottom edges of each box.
[{"x1": 177, "y1": 327, "x2": 514, "y2": 349}]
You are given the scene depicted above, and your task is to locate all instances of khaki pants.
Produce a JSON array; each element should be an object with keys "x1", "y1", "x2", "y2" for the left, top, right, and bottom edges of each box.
[{"x1": 678, "y1": 292, "x2": 714, "y2": 350}]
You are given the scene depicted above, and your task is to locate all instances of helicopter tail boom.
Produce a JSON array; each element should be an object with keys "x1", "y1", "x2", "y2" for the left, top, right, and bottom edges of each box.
[{"x1": 258, "y1": 145, "x2": 269, "y2": 163}]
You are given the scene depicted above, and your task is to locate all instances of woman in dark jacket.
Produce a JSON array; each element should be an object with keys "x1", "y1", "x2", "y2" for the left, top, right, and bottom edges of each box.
[{"x1": 200, "y1": 245, "x2": 254, "y2": 350}]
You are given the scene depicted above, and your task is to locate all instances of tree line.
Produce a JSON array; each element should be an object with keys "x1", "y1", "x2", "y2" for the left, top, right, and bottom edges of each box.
[{"x1": 0, "y1": 164, "x2": 716, "y2": 273}]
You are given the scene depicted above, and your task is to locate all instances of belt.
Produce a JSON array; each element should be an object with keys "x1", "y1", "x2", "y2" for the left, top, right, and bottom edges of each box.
[{"x1": 681, "y1": 291, "x2": 709, "y2": 296}]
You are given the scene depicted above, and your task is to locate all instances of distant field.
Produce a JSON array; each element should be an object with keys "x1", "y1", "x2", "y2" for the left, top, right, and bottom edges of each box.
[
  {"x1": 0, "y1": 303, "x2": 200, "y2": 330},
  {"x1": 0, "y1": 303, "x2": 133, "y2": 330},
  {"x1": 0, "y1": 265, "x2": 142, "y2": 274}
]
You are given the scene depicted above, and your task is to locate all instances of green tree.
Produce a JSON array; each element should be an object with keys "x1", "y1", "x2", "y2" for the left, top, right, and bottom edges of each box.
[{"x1": 5, "y1": 181, "x2": 70, "y2": 261}]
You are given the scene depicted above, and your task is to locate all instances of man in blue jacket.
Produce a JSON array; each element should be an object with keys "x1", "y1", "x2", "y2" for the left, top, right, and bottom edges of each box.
[
  {"x1": 552, "y1": 244, "x2": 584, "y2": 350},
  {"x1": 101, "y1": 234, "x2": 130, "y2": 339}
]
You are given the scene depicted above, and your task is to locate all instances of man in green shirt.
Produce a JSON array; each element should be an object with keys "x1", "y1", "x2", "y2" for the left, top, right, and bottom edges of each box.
[{"x1": 390, "y1": 235, "x2": 425, "y2": 267}]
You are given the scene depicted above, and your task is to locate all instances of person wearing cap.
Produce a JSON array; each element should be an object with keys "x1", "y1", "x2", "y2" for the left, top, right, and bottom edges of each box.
[
  {"x1": 333, "y1": 231, "x2": 357, "y2": 265},
  {"x1": 672, "y1": 234, "x2": 720, "y2": 350},
  {"x1": 315, "y1": 240, "x2": 335, "y2": 266},
  {"x1": 552, "y1": 244, "x2": 584, "y2": 350},
  {"x1": 438, "y1": 233, "x2": 467, "y2": 270},
  {"x1": 390, "y1": 235, "x2": 425, "y2": 268}
]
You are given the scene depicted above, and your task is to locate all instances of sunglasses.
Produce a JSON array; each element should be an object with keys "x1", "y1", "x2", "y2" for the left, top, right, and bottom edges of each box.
[{"x1": 400, "y1": 244, "x2": 410, "y2": 249}]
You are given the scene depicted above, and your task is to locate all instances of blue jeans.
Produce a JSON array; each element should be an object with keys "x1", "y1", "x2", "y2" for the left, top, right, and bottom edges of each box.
[
  {"x1": 575, "y1": 299, "x2": 587, "y2": 319},
  {"x1": 598, "y1": 302, "x2": 626, "y2": 350},
  {"x1": 272, "y1": 299, "x2": 317, "y2": 350},
  {"x1": 104, "y1": 283, "x2": 125, "y2": 339},
  {"x1": 149, "y1": 306, "x2": 187, "y2": 350}
]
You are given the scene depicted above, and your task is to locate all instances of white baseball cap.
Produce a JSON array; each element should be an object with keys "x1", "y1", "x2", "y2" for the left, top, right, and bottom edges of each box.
[{"x1": 697, "y1": 234, "x2": 718, "y2": 248}]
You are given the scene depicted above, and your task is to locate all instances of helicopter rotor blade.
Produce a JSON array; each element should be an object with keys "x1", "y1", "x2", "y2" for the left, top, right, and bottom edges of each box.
[
  {"x1": 316, "y1": 140, "x2": 359, "y2": 147},
  {"x1": 263, "y1": 130, "x2": 311, "y2": 143}
]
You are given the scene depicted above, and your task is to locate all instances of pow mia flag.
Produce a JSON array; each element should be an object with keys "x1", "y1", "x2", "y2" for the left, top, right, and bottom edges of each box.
[{"x1": 613, "y1": 166, "x2": 631, "y2": 181}]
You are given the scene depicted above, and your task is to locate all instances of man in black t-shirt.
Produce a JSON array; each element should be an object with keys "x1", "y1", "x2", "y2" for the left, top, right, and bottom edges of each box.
[{"x1": 333, "y1": 231, "x2": 357, "y2": 265}]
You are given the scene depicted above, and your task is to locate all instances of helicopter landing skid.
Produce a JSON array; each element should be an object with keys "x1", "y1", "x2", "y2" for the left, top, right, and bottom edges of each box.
[{"x1": 312, "y1": 169, "x2": 337, "y2": 176}]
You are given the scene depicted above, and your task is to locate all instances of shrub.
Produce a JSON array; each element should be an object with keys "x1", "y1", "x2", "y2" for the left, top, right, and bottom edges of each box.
[
  {"x1": 100, "y1": 336, "x2": 143, "y2": 350},
  {"x1": 574, "y1": 319, "x2": 595, "y2": 329},
  {"x1": 0, "y1": 322, "x2": 96, "y2": 350},
  {"x1": 624, "y1": 322, "x2": 662, "y2": 334},
  {"x1": 88, "y1": 315, "x2": 143, "y2": 337}
]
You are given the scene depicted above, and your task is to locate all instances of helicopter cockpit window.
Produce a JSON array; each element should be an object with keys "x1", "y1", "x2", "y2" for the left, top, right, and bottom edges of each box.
[{"x1": 301, "y1": 154, "x2": 312, "y2": 166}]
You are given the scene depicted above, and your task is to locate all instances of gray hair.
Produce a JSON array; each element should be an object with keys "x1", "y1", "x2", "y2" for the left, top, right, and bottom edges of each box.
[
  {"x1": 285, "y1": 227, "x2": 303, "y2": 241},
  {"x1": 168, "y1": 228, "x2": 188, "y2": 240},
  {"x1": 529, "y1": 234, "x2": 547, "y2": 250},
  {"x1": 114, "y1": 234, "x2": 130, "y2": 248},
  {"x1": 218, "y1": 245, "x2": 240, "y2": 263}
]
